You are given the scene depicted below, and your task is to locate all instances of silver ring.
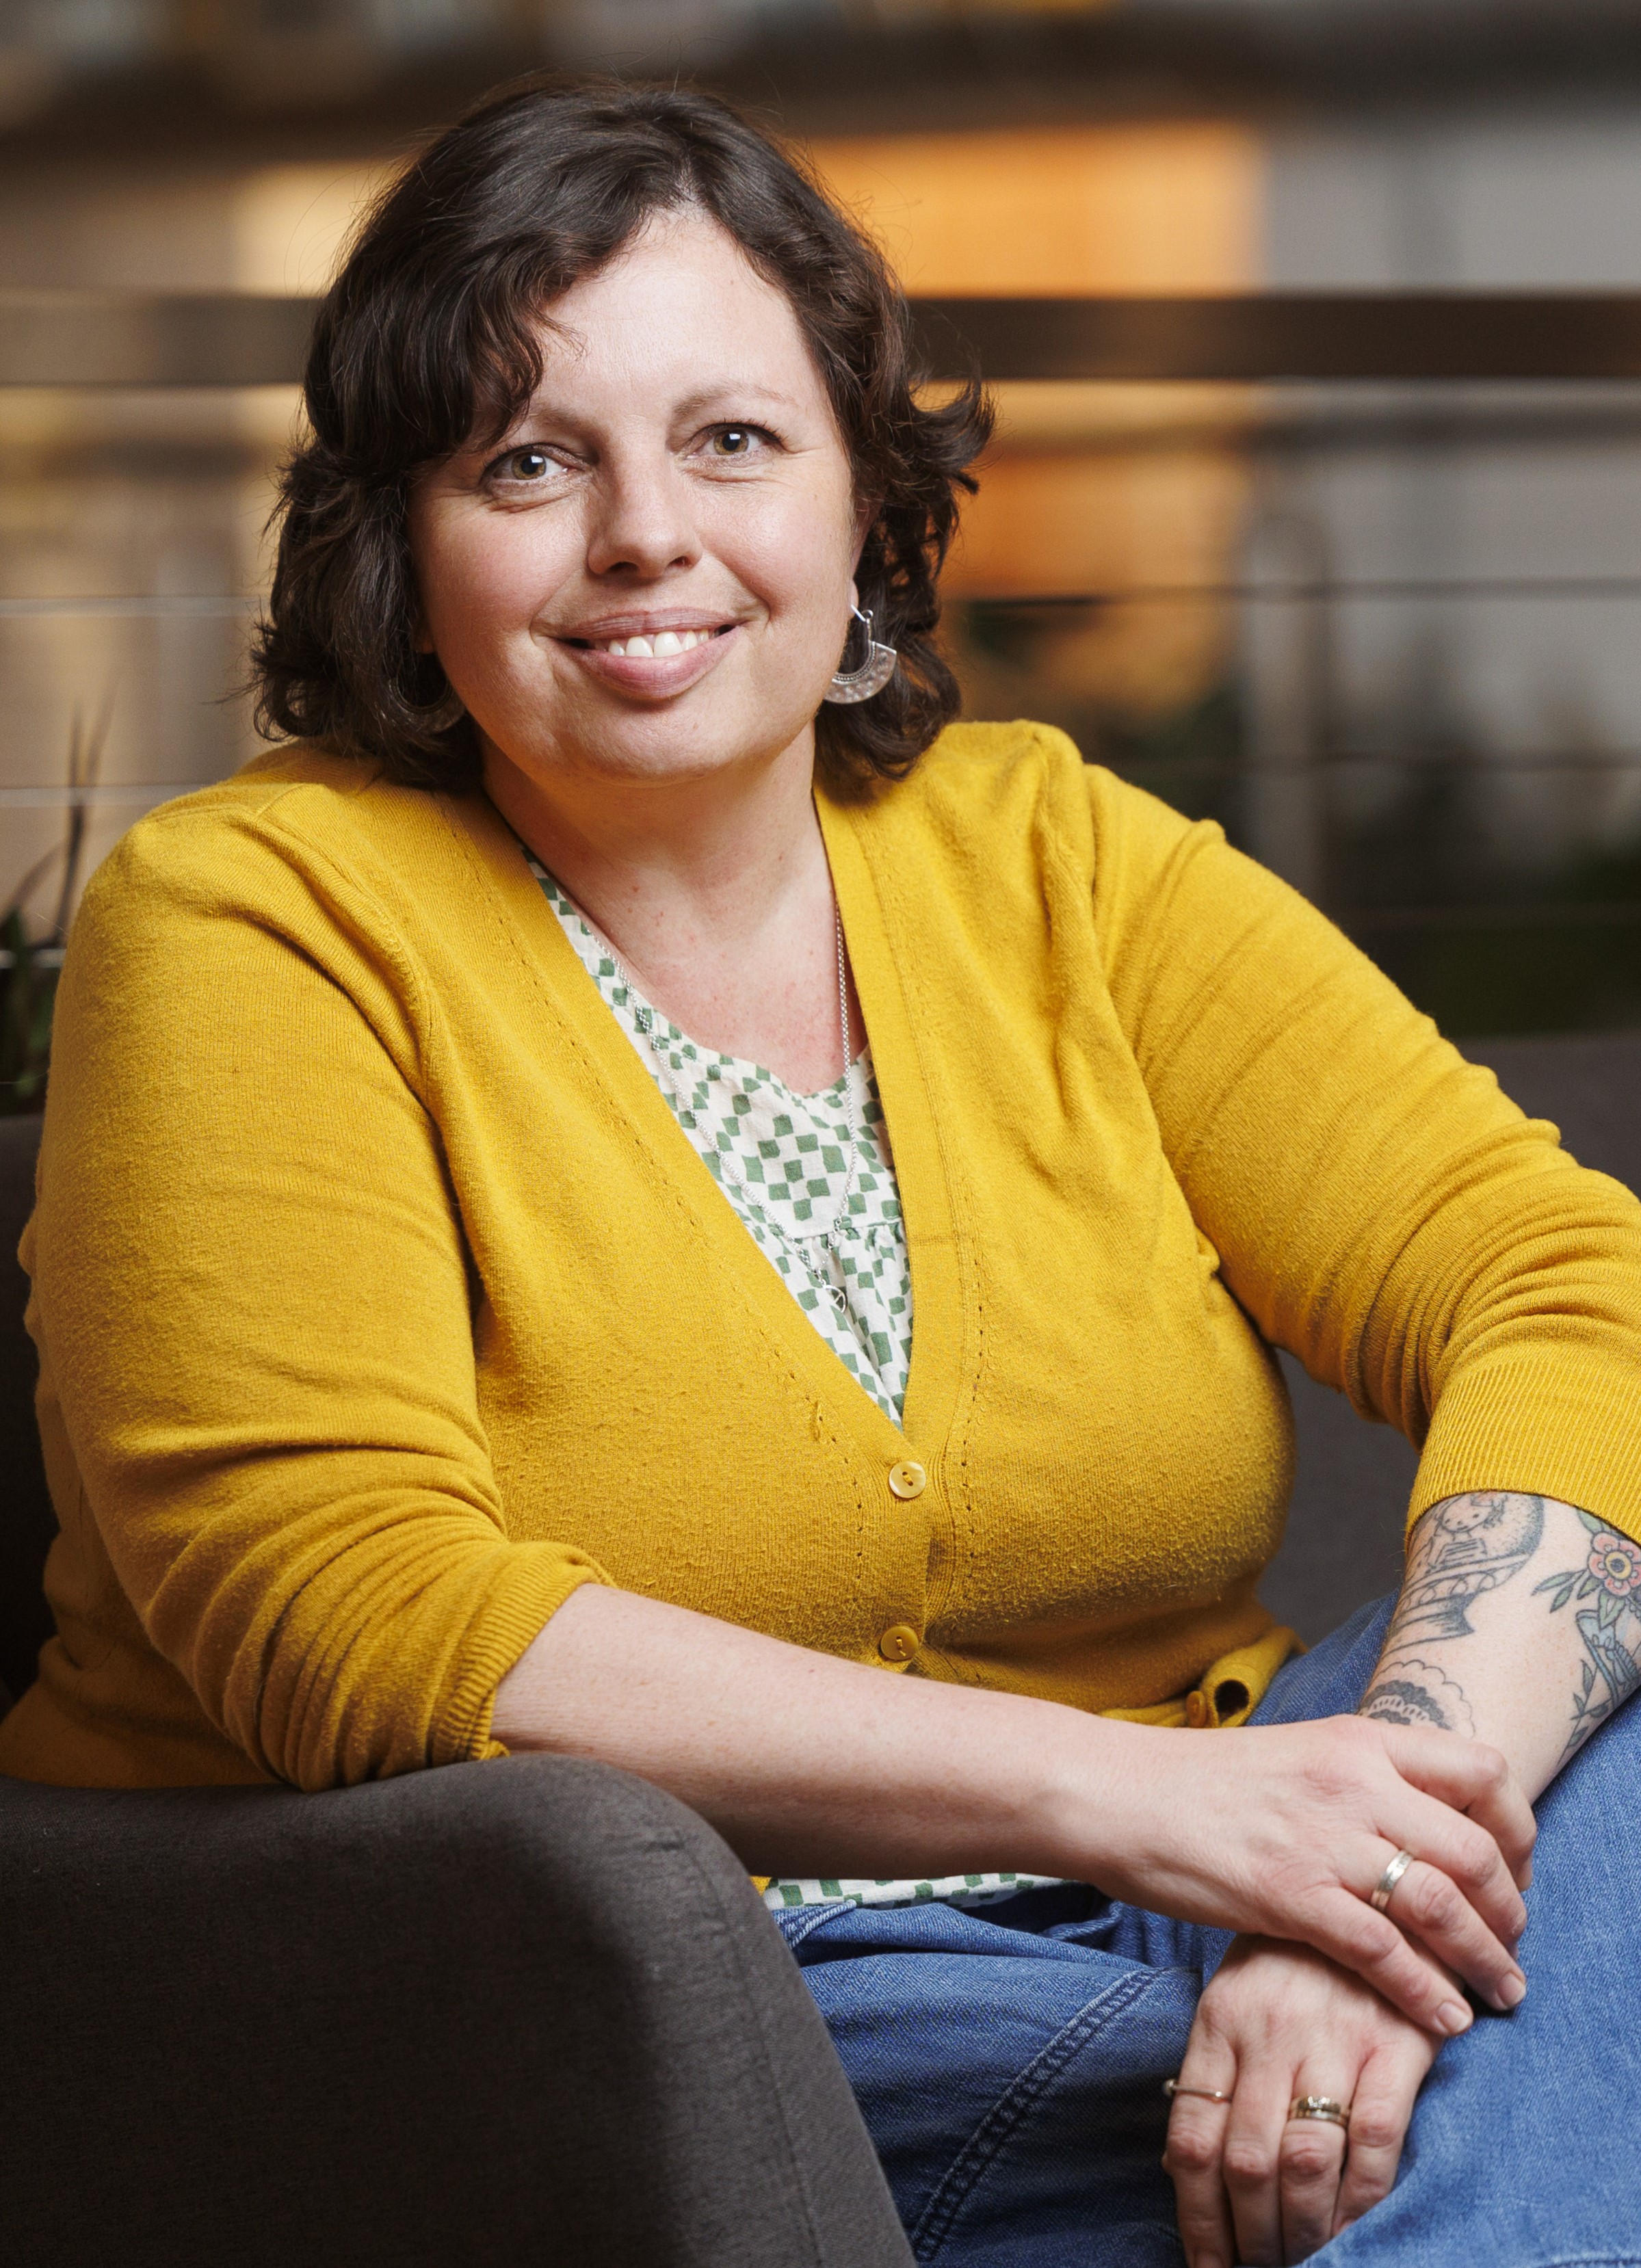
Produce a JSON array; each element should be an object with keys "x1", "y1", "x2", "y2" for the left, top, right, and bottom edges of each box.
[
  {"x1": 1370, "y1": 1847, "x2": 1417, "y2": 1914},
  {"x1": 1162, "y1": 2078, "x2": 1232, "y2": 2105}
]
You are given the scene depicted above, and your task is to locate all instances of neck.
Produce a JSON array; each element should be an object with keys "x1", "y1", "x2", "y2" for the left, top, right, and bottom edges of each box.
[{"x1": 482, "y1": 722, "x2": 851, "y2": 1085}]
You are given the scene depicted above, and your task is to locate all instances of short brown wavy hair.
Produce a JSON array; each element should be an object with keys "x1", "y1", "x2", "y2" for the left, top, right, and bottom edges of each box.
[{"x1": 252, "y1": 75, "x2": 992, "y2": 791}]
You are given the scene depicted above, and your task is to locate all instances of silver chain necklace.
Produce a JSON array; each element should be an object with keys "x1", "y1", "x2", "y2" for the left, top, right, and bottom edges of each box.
[{"x1": 601, "y1": 904, "x2": 863, "y2": 1300}]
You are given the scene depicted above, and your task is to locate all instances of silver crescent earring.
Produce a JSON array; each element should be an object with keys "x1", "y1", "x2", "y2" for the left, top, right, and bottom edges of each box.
[{"x1": 823, "y1": 604, "x2": 898, "y2": 704}]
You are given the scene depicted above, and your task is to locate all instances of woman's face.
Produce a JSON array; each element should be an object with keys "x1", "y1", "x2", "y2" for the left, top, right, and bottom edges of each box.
[{"x1": 408, "y1": 207, "x2": 863, "y2": 806}]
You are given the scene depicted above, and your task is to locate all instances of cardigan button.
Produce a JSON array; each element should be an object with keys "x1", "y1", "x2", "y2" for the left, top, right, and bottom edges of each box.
[
  {"x1": 887, "y1": 1459, "x2": 927, "y2": 1501},
  {"x1": 1185, "y1": 1690, "x2": 1210, "y2": 1728},
  {"x1": 878, "y1": 1624, "x2": 921, "y2": 1663}
]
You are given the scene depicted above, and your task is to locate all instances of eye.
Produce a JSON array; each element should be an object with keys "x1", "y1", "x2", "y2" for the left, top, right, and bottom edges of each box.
[
  {"x1": 707, "y1": 425, "x2": 774, "y2": 460},
  {"x1": 484, "y1": 443, "x2": 572, "y2": 491},
  {"x1": 500, "y1": 447, "x2": 553, "y2": 481}
]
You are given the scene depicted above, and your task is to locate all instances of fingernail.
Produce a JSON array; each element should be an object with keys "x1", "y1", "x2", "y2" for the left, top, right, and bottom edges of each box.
[
  {"x1": 1438, "y1": 2000, "x2": 1473, "y2": 2035},
  {"x1": 1498, "y1": 1972, "x2": 1527, "y2": 2009}
]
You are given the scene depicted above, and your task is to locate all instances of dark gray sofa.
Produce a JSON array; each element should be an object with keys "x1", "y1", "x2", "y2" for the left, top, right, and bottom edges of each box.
[{"x1": 0, "y1": 1109, "x2": 912, "y2": 2267}]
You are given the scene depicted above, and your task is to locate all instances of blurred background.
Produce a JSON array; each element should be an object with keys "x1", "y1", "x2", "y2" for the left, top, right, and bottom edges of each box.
[{"x1": 10, "y1": 0, "x2": 1641, "y2": 1102}]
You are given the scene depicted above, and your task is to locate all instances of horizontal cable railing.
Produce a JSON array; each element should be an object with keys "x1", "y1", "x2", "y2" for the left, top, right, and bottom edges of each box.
[
  {"x1": 11, "y1": 291, "x2": 1641, "y2": 385},
  {"x1": 0, "y1": 595, "x2": 262, "y2": 618},
  {"x1": 5, "y1": 291, "x2": 1641, "y2": 1027},
  {"x1": 10, "y1": 576, "x2": 1641, "y2": 622}
]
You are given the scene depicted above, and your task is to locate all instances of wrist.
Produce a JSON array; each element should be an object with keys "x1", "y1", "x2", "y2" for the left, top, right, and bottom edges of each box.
[{"x1": 1004, "y1": 1702, "x2": 1153, "y2": 1889}]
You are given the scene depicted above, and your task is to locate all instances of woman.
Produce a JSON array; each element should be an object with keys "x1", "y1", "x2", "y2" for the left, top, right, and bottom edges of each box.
[{"x1": 3, "y1": 78, "x2": 1638, "y2": 2266}]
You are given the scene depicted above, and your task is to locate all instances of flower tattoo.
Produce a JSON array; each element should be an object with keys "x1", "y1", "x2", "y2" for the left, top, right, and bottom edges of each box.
[
  {"x1": 1534, "y1": 1510, "x2": 1641, "y2": 1758},
  {"x1": 1586, "y1": 1533, "x2": 1641, "y2": 1598},
  {"x1": 1360, "y1": 1492, "x2": 1641, "y2": 1771}
]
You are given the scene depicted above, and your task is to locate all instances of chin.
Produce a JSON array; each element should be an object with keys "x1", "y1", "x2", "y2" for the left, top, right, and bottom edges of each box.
[{"x1": 490, "y1": 693, "x2": 819, "y2": 792}]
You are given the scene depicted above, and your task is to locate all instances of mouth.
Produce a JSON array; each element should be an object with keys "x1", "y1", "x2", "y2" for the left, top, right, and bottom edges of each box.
[
  {"x1": 577, "y1": 626, "x2": 722, "y2": 658},
  {"x1": 555, "y1": 618, "x2": 741, "y2": 696}
]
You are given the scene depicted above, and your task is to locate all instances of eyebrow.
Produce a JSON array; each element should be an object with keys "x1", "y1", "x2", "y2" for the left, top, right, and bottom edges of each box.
[
  {"x1": 668, "y1": 385, "x2": 806, "y2": 418},
  {"x1": 503, "y1": 382, "x2": 809, "y2": 434}
]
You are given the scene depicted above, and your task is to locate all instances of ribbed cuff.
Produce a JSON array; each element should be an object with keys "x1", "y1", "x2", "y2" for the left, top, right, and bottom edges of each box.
[
  {"x1": 1412, "y1": 1355, "x2": 1641, "y2": 1541},
  {"x1": 437, "y1": 1545, "x2": 612, "y2": 1765}
]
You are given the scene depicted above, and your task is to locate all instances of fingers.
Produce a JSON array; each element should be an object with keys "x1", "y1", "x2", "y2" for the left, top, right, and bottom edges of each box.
[
  {"x1": 1331, "y1": 2049, "x2": 1421, "y2": 2239},
  {"x1": 1373, "y1": 1849, "x2": 1526, "y2": 2014},
  {"x1": 1395, "y1": 1784, "x2": 1531, "y2": 1954},
  {"x1": 1164, "y1": 2058, "x2": 1237, "y2": 2268},
  {"x1": 1380, "y1": 1726, "x2": 1537, "y2": 1890},
  {"x1": 1220, "y1": 2063, "x2": 1292, "y2": 2265},
  {"x1": 1303, "y1": 1886, "x2": 1478, "y2": 2036},
  {"x1": 1278, "y1": 2085, "x2": 1350, "y2": 2263},
  {"x1": 1168, "y1": 1937, "x2": 1436, "y2": 2266},
  {"x1": 1208, "y1": 2059, "x2": 1404, "y2": 2266}
]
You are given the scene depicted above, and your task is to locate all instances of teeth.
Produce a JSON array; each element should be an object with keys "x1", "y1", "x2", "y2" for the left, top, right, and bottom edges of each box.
[{"x1": 596, "y1": 627, "x2": 713, "y2": 656}]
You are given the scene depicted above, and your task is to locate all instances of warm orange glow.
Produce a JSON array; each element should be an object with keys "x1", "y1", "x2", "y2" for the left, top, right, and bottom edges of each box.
[
  {"x1": 804, "y1": 122, "x2": 1264, "y2": 295},
  {"x1": 946, "y1": 447, "x2": 1248, "y2": 713},
  {"x1": 804, "y1": 123, "x2": 1263, "y2": 720}
]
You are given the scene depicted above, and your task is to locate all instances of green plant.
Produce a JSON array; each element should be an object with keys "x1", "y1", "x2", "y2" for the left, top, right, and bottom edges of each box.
[
  {"x1": 0, "y1": 911, "x2": 60, "y2": 1116},
  {"x1": 0, "y1": 695, "x2": 111, "y2": 1118}
]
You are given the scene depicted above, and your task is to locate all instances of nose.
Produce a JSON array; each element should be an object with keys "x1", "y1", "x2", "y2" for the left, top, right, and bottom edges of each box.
[{"x1": 583, "y1": 447, "x2": 701, "y2": 581}]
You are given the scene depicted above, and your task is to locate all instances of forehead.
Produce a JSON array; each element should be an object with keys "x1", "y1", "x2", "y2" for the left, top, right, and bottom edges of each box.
[{"x1": 525, "y1": 207, "x2": 828, "y2": 412}]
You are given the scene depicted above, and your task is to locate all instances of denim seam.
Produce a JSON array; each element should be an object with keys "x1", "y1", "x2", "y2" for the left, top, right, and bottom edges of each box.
[
  {"x1": 777, "y1": 1901, "x2": 862, "y2": 1952},
  {"x1": 1514, "y1": 2256, "x2": 1641, "y2": 2267},
  {"x1": 908, "y1": 1968, "x2": 1157, "y2": 2261}
]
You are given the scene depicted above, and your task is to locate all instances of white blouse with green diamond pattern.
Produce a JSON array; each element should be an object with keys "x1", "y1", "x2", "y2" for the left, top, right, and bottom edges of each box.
[
  {"x1": 534, "y1": 859, "x2": 1062, "y2": 1917},
  {"x1": 534, "y1": 858, "x2": 913, "y2": 1423}
]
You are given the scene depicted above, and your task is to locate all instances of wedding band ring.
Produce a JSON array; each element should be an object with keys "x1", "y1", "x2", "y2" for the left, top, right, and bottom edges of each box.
[
  {"x1": 1371, "y1": 1847, "x2": 1417, "y2": 1914},
  {"x1": 1163, "y1": 2079, "x2": 1232, "y2": 2105},
  {"x1": 1289, "y1": 2095, "x2": 1352, "y2": 2128}
]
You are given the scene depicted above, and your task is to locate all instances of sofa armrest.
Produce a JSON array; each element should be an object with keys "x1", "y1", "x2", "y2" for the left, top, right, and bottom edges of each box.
[{"x1": 1, "y1": 1755, "x2": 910, "y2": 2268}]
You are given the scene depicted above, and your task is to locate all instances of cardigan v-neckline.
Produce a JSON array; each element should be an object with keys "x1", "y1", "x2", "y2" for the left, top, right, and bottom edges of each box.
[{"x1": 449, "y1": 781, "x2": 966, "y2": 1471}]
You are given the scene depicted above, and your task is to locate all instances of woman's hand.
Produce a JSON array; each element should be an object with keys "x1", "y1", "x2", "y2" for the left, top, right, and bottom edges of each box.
[
  {"x1": 1164, "y1": 1936, "x2": 1440, "y2": 2265},
  {"x1": 503, "y1": 1593, "x2": 1530, "y2": 2036},
  {"x1": 1081, "y1": 1711, "x2": 1532, "y2": 2035}
]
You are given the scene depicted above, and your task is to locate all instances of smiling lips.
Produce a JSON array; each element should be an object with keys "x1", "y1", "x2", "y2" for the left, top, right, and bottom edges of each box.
[
  {"x1": 594, "y1": 627, "x2": 716, "y2": 657},
  {"x1": 562, "y1": 618, "x2": 737, "y2": 695}
]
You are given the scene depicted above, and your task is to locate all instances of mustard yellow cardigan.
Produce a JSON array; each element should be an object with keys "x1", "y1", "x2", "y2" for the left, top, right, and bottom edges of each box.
[{"x1": 4, "y1": 722, "x2": 1640, "y2": 1792}]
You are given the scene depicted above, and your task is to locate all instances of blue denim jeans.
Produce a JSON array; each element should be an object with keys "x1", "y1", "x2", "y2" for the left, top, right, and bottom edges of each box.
[{"x1": 776, "y1": 1598, "x2": 1641, "y2": 2265}]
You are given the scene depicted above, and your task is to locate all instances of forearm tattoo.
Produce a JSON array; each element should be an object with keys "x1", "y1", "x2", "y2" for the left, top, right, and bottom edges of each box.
[
  {"x1": 1533, "y1": 1512, "x2": 1641, "y2": 1761},
  {"x1": 1359, "y1": 1490, "x2": 1641, "y2": 1766}
]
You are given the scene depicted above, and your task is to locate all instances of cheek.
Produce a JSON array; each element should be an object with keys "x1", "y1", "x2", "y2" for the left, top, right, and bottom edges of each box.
[
  {"x1": 415, "y1": 509, "x2": 570, "y2": 661},
  {"x1": 717, "y1": 479, "x2": 856, "y2": 627}
]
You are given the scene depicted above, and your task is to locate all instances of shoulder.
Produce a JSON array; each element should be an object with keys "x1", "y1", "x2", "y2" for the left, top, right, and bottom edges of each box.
[
  {"x1": 77, "y1": 744, "x2": 470, "y2": 942},
  {"x1": 848, "y1": 719, "x2": 1209, "y2": 885},
  {"x1": 884, "y1": 718, "x2": 1087, "y2": 835}
]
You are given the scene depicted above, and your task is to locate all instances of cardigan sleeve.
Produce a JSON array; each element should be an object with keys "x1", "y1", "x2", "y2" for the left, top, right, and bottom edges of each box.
[
  {"x1": 1084, "y1": 764, "x2": 1641, "y2": 1543},
  {"x1": 32, "y1": 797, "x2": 607, "y2": 1790}
]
